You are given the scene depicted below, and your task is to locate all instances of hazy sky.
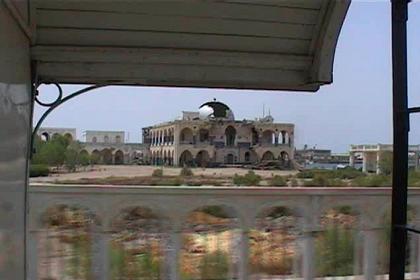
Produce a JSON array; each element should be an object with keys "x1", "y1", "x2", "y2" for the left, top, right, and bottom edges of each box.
[{"x1": 34, "y1": 1, "x2": 420, "y2": 153}]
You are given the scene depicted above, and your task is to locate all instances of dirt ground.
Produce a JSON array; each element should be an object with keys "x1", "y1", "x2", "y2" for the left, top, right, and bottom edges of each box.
[{"x1": 30, "y1": 165, "x2": 297, "y2": 183}]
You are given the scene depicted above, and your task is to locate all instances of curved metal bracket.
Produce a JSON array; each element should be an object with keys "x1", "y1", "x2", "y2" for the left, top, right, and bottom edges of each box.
[{"x1": 31, "y1": 83, "x2": 107, "y2": 156}]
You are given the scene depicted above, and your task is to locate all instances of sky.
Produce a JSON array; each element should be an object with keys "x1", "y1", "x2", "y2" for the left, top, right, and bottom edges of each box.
[{"x1": 33, "y1": 1, "x2": 420, "y2": 153}]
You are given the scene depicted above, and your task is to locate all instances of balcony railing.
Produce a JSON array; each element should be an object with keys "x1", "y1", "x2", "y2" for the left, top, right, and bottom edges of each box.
[{"x1": 28, "y1": 185, "x2": 420, "y2": 280}]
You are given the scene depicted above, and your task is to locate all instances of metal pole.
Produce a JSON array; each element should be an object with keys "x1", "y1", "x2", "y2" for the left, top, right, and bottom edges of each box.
[{"x1": 389, "y1": 0, "x2": 410, "y2": 279}]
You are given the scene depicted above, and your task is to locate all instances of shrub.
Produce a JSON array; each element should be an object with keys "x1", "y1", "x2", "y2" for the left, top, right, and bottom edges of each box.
[
  {"x1": 152, "y1": 168, "x2": 163, "y2": 177},
  {"x1": 304, "y1": 175, "x2": 348, "y2": 187},
  {"x1": 29, "y1": 164, "x2": 50, "y2": 177},
  {"x1": 233, "y1": 171, "x2": 261, "y2": 186},
  {"x1": 290, "y1": 178, "x2": 299, "y2": 187},
  {"x1": 296, "y1": 170, "x2": 317, "y2": 179},
  {"x1": 297, "y1": 168, "x2": 365, "y2": 180},
  {"x1": 180, "y1": 167, "x2": 193, "y2": 177},
  {"x1": 199, "y1": 251, "x2": 229, "y2": 280},
  {"x1": 269, "y1": 175, "x2": 287, "y2": 187},
  {"x1": 352, "y1": 175, "x2": 391, "y2": 187}
]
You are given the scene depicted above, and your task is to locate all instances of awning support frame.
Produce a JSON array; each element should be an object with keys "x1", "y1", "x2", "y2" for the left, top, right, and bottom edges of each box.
[{"x1": 389, "y1": 0, "x2": 411, "y2": 279}]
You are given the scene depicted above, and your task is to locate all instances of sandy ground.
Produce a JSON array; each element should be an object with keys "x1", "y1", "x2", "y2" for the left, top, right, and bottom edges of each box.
[{"x1": 30, "y1": 165, "x2": 297, "y2": 183}]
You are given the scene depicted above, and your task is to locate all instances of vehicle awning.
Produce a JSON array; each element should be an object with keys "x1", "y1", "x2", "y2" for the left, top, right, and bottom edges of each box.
[{"x1": 28, "y1": 0, "x2": 350, "y2": 91}]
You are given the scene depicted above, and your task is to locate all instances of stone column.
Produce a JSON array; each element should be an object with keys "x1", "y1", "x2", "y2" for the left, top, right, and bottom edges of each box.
[
  {"x1": 409, "y1": 234, "x2": 418, "y2": 272},
  {"x1": 362, "y1": 153, "x2": 368, "y2": 173},
  {"x1": 91, "y1": 226, "x2": 110, "y2": 280},
  {"x1": 27, "y1": 229, "x2": 39, "y2": 280},
  {"x1": 376, "y1": 152, "x2": 381, "y2": 174},
  {"x1": 349, "y1": 152, "x2": 355, "y2": 167},
  {"x1": 302, "y1": 230, "x2": 315, "y2": 280},
  {"x1": 167, "y1": 230, "x2": 181, "y2": 280},
  {"x1": 238, "y1": 229, "x2": 249, "y2": 280},
  {"x1": 362, "y1": 228, "x2": 378, "y2": 280}
]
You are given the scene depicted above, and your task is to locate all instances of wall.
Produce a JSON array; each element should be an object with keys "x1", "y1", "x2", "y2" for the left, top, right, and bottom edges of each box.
[{"x1": 0, "y1": 2, "x2": 32, "y2": 279}]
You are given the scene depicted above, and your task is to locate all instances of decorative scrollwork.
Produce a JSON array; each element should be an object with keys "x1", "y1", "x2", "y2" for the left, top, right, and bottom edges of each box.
[
  {"x1": 34, "y1": 82, "x2": 63, "y2": 107},
  {"x1": 31, "y1": 83, "x2": 107, "y2": 156}
]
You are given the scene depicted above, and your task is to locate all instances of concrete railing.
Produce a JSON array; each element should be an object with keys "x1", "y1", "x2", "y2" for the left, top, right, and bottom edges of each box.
[{"x1": 27, "y1": 185, "x2": 420, "y2": 280}]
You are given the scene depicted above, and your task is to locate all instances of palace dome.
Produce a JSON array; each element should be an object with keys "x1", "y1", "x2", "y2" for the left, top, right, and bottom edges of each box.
[{"x1": 199, "y1": 100, "x2": 234, "y2": 120}]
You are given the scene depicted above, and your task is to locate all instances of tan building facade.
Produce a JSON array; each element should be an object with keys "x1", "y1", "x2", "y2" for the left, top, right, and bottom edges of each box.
[{"x1": 144, "y1": 101, "x2": 295, "y2": 167}]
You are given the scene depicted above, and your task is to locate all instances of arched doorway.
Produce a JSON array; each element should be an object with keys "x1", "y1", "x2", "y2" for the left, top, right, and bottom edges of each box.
[
  {"x1": 91, "y1": 150, "x2": 100, "y2": 164},
  {"x1": 101, "y1": 149, "x2": 113, "y2": 164},
  {"x1": 179, "y1": 150, "x2": 194, "y2": 167},
  {"x1": 114, "y1": 150, "x2": 124, "y2": 165},
  {"x1": 261, "y1": 151, "x2": 275, "y2": 161},
  {"x1": 64, "y1": 133, "x2": 73, "y2": 142},
  {"x1": 196, "y1": 150, "x2": 210, "y2": 167},
  {"x1": 226, "y1": 153, "x2": 235, "y2": 164},
  {"x1": 225, "y1": 126, "x2": 236, "y2": 147}
]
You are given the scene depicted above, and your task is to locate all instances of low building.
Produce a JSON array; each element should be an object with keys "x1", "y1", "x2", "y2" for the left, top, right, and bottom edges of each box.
[
  {"x1": 144, "y1": 100, "x2": 295, "y2": 167},
  {"x1": 36, "y1": 128, "x2": 148, "y2": 165},
  {"x1": 350, "y1": 144, "x2": 420, "y2": 174}
]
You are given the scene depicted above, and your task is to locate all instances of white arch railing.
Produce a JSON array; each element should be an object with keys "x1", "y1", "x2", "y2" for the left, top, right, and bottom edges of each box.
[{"x1": 27, "y1": 185, "x2": 420, "y2": 280}]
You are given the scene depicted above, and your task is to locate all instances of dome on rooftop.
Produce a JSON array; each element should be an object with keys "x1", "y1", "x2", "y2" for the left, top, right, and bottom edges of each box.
[{"x1": 199, "y1": 100, "x2": 234, "y2": 120}]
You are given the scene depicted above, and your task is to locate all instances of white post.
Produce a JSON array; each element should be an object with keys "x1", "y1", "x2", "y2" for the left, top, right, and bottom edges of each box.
[
  {"x1": 302, "y1": 230, "x2": 315, "y2": 280},
  {"x1": 349, "y1": 152, "x2": 355, "y2": 167},
  {"x1": 363, "y1": 229, "x2": 378, "y2": 280},
  {"x1": 91, "y1": 227, "x2": 110, "y2": 280},
  {"x1": 376, "y1": 152, "x2": 382, "y2": 174},
  {"x1": 238, "y1": 229, "x2": 249, "y2": 280}
]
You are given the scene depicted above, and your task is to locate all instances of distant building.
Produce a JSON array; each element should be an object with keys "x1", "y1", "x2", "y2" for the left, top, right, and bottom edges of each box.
[
  {"x1": 37, "y1": 101, "x2": 296, "y2": 167},
  {"x1": 36, "y1": 128, "x2": 147, "y2": 165},
  {"x1": 295, "y1": 147, "x2": 331, "y2": 164},
  {"x1": 350, "y1": 144, "x2": 420, "y2": 174},
  {"x1": 38, "y1": 127, "x2": 76, "y2": 142},
  {"x1": 143, "y1": 100, "x2": 295, "y2": 167}
]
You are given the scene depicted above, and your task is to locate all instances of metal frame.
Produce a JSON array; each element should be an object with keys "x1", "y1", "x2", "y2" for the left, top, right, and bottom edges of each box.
[
  {"x1": 31, "y1": 83, "x2": 107, "y2": 155},
  {"x1": 390, "y1": 0, "x2": 412, "y2": 279}
]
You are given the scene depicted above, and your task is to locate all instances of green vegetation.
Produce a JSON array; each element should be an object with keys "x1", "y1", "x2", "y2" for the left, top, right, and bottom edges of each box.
[
  {"x1": 152, "y1": 168, "x2": 164, "y2": 177},
  {"x1": 352, "y1": 175, "x2": 391, "y2": 187},
  {"x1": 199, "y1": 251, "x2": 229, "y2": 280},
  {"x1": 316, "y1": 225, "x2": 355, "y2": 276},
  {"x1": 303, "y1": 174, "x2": 347, "y2": 187},
  {"x1": 269, "y1": 175, "x2": 287, "y2": 187},
  {"x1": 297, "y1": 167, "x2": 365, "y2": 180},
  {"x1": 180, "y1": 166, "x2": 194, "y2": 177},
  {"x1": 31, "y1": 134, "x2": 92, "y2": 173},
  {"x1": 110, "y1": 244, "x2": 161, "y2": 280},
  {"x1": 233, "y1": 171, "x2": 261, "y2": 186},
  {"x1": 378, "y1": 151, "x2": 393, "y2": 176},
  {"x1": 29, "y1": 164, "x2": 50, "y2": 177}
]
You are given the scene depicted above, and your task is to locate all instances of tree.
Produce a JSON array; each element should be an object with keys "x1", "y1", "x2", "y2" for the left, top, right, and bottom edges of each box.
[
  {"x1": 378, "y1": 151, "x2": 393, "y2": 175},
  {"x1": 65, "y1": 148, "x2": 79, "y2": 172}
]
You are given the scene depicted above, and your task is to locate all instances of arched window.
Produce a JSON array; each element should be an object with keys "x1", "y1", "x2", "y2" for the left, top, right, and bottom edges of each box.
[
  {"x1": 92, "y1": 136, "x2": 97, "y2": 143},
  {"x1": 104, "y1": 135, "x2": 109, "y2": 143},
  {"x1": 199, "y1": 129, "x2": 209, "y2": 142},
  {"x1": 115, "y1": 135, "x2": 121, "y2": 143},
  {"x1": 180, "y1": 128, "x2": 193, "y2": 144},
  {"x1": 225, "y1": 126, "x2": 236, "y2": 147}
]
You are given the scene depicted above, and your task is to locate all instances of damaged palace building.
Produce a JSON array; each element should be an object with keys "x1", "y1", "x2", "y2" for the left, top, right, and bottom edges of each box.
[{"x1": 143, "y1": 100, "x2": 295, "y2": 168}]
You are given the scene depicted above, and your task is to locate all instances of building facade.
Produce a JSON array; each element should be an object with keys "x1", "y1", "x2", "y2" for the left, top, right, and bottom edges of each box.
[
  {"x1": 36, "y1": 128, "x2": 148, "y2": 165},
  {"x1": 144, "y1": 101, "x2": 295, "y2": 167}
]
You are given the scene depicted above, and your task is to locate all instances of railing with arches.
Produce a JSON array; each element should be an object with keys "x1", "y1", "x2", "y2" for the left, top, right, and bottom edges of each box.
[{"x1": 27, "y1": 186, "x2": 420, "y2": 280}]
